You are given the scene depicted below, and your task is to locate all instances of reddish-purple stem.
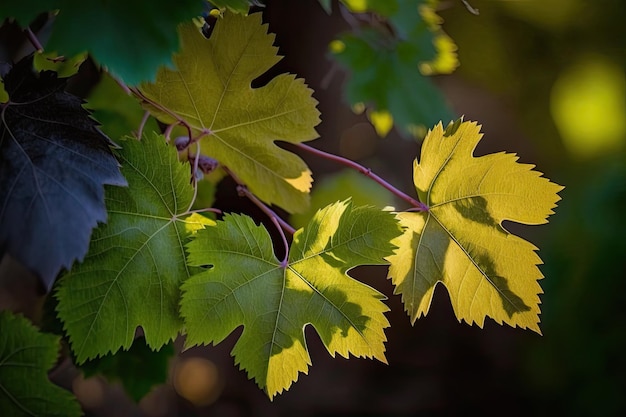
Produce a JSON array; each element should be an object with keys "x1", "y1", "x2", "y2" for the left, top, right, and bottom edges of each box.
[
  {"x1": 112, "y1": 76, "x2": 132, "y2": 95},
  {"x1": 163, "y1": 123, "x2": 176, "y2": 142},
  {"x1": 137, "y1": 111, "x2": 150, "y2": 139},
  {"x1": 223, "y1": 167, "x2": 293, "y2": 265},
  {"x1": 130, "y1": 87, "x2": 194, "y2": 137},
  {"x1": 24, "y1": 27, "x2": 43, "y2": 52},
  {"x1": 296, "y1": 143, "x2": 429, "y2": 211},
  {"x1": 178, "y1": 207, "x2": 222, "y2": 218},
  {"x1": 237, "y1": 185, "x2": 291, "y2": 266}
]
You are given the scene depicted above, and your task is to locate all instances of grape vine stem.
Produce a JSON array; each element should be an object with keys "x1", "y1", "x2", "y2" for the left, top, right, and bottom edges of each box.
[
  {"x1": 296, "y1": 143, "x2": 429, "y2": 211},
  {"x1": 224, "y1": 166, "x2": 293, "y2": 265}
]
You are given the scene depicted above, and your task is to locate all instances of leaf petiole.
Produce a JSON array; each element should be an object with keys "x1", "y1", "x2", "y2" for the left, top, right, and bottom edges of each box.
[
  {"x1": 24, "y1": 27, "x2": 44, "y2": 52},
  {"x1": 236, "y1": 184, "x2": 292, "y2": 266},
  {"x1": 296, "y1": 143, "x2": 429, "y2": 211}
]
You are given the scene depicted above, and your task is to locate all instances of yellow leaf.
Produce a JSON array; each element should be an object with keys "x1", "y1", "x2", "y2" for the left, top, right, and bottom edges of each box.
[
  {"x1": 387, "y1": 121, "x2": 563, "y2": 333},
  {"x1": 368, "y1": 109, "x2": 394, "y2": 137},
  {"x1": 139, "y1": 12, "x2": 321, "y2": 213}
]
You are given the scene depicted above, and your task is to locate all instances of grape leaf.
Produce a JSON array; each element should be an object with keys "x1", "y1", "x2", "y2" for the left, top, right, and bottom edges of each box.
[
  {"x1": 331, "y1": 0, "x2": 456, "y2": 137},
  {"x1": 209, "y1": 0, "x2": 261, "y2": 13},
  {"x1": 80, "y1": 339, "x2": 174, "y2": 402},
  {"x1": 318, "y1": 0, "x2": 332, "y2": 13},
  {"x1": 55, "y1": 132, "x2": 214, "y2": 363},
  {"x1": 181, "y1": 200, "x2": 402, "y2": 398},
  {"x1": 386, "y1": 121, "x2": 563, "y2": 332},
  {"x1": 33, "y1": 52, "x2": 87, "y2": 78},
  {"x1": 0, "y1": 81, "x2": 8, "y2": 103},
  {"x1": 0, "y1": 57, "x2": 127, "y2": 291},
  {"x1": 139, "y1": 12, "x2": 321, "y2": 213},
  {"x1": 44, "y1": 0, "x2": 203, "y2": 85},
  {"x1": 0, "y1": 311, "x2": 81, "y2": 417},
  {"x1": 0, "y1": 0, "x2": 56, "y2": 26}
]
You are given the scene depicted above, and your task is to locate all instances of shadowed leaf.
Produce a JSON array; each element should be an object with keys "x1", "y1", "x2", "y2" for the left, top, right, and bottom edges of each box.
[
  {"x1": 0, "y1": 311, "x2": 81, "y2": 417},
  {"x1": 0, "y1": 57, "x2": 127, "y2": 290},
  {"x1": 181, "y1": 200, "x2": 401, "y2": 398}
]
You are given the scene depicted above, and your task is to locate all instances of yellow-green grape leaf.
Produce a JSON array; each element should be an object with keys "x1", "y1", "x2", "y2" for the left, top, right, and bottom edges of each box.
[
  {"x1": 418, "y1": 0, "x2": 459, "y2": 75},
  {"x1": 0, "y1": 311, "x2": 81, "y2": 417},
  {"x1": 0, "y1": 80, "x2": 8, "y2": 103},
  {"x1": 33, "y1": 52, "x2": 87, "y2": 78},
  {"x1": 387, "y1": 121, "x2": 563, "y2": 333},
  {"x1": 181, "y1": 200, "x2": 402, "y2": 398},
  {"x1": 56, "y1": 133, "x2": 214, "y2": 363},
  {"x1": 139, "y1": 12, "x2": 320, "y2": 213}
]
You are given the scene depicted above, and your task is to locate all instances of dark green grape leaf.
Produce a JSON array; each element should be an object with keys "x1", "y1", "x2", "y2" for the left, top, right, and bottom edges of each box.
[
  {"x1": 0, "y1": 0, "x2": 57, "y2": 26},
  {"x1": 45, "y1": 0, "x2": 203, "y2": 85},
  {"x1": 318, "y1": 0, "x2": 332, "y2": 13},
  {"x1": 0, "y1": 57, "x2": 127, "y2": 291},
  {"x1": 0, "y1": 311, "x2": 81, "y2": 417},
  {"x1": 81, "y1": 339, "x2": 174, "y2": 402},
  {"x1": 1, "y1": 1, "x2": 202, "y2": 84},
  {"x1": 55, "y1": 132, "x2": 214, "y2": 363},
  {"x1": 209, "y1": 0, "x2": 262, "y2": 13}
]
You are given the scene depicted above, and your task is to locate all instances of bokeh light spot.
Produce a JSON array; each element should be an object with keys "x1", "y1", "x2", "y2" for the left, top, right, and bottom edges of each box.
[
  {"x1": 173, "y1": 357, "x2": 222, "y2": 407},
  {"x1": 72, "y1": 374, "x2": 105, "y2": 410},
  {"x1": 550, "y1": 55, "x2": 626, "y2": 158}
]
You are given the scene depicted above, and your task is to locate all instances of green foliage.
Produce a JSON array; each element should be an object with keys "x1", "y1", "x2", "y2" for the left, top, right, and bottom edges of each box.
[
  {"x1": 318, "y1": 0, "x2": 332, "y2": 13},
  {"x1": 0, "y1": 0, "x2": 56, "y2": 26},
  {"x1": 81, "y1": 339, "x2": 174, "y2": 402},
  {"x1": 139, "y1": 12, "x2": 320, "y2": 213},
  {"x1": 181, "y1": 201, "x2": 402, "y2": 398},
  {"x1": 55, "y1": 133, "x2": 213, "y2": 363},
  {"x1": 0, "y1": 1, "x2": 565, "y2": 408},
  {"x1": 33, "y1": 52, "x2": 87, "y2": 78},
  {"x1": 330, "y1": 0, "x2": 457, "y2": 136},
  {"x1": 387, "y1": 121, "x2": 563, "y2": 332},
  {"x1": 0, "y1": 0, "x2": 203, "y2": 85},
  {"x1": 86, "y1": 73, "x2": 160, "y2": 140},
  {"x1": 0, "y1": 311, "x2": 81, "y2": 417},
  {"x1": 209, "y1": 0, "x2": 261, "y2": 13}
]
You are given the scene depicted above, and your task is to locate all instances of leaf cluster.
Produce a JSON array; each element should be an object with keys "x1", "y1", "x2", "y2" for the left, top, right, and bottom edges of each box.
[{"x1": 0, "y1": 2, "x2": 563, "y2": 413}]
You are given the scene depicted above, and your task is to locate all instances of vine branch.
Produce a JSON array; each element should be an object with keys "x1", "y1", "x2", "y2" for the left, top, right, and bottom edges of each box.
[
  {"x1": 24, "y1": 27, "x2": 43, "y2": 52},
  {"x1": 223, "y1": 166, "x2": 294, "y2": 265},
  {"x1": 296, "y1": 143, "x2": 429, "y2": 211}
]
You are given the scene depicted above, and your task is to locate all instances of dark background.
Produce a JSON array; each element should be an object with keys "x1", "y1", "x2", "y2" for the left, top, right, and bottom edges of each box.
[{"x1": 2, "y1": 0, "x2": 625, "y2": 416}]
